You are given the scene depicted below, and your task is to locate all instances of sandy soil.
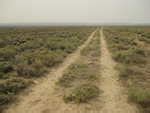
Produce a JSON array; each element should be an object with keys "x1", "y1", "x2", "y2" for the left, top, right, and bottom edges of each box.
[
  {"x1": 99, "y1": 28, "x2": 139, "y2": 113},
  {"x1": 4, "y1": 30, "x2": 97, "y2": 113}
]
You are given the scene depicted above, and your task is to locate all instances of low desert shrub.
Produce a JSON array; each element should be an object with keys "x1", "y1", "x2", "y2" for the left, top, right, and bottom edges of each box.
[
  {"x1": 0, "y1": 46, "x2": 17, "y2": 60},
  {"x1": 0, "y1": 93, "x2": 13, "y2": 105},
  {"x1": 0, "y1": 78, "x2": 29, "y2": 95},
  {"x1": 0, "y1": 62, "x2": 13, "y2": 73},
  {"x1": 16, "y1": 63, "x2": 47, "y2": 77},
  {"x1": 64, "y1": 84, "x2": 100, "y2": 103},
  {"x1": 0, "y1": 78, "x2": 29, "y2": 108},
  {"x1": 37, "y1": 50, "x2": 66, "y2": 67},
  {"x1": 129, "y1": 87, "x2": 150, "y2": 113},
  {"x1": 113, "y1": 48, "x2": 146, "y2": 64}
]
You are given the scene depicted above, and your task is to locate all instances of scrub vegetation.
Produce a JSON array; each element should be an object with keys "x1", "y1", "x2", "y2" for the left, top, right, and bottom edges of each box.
[
  {"x1": 0, "y1": 26, "x2": 94, "y2": 111},
  {"x1": 104, "y1": 27, "x2": 150, "y2": 113},
  {"x1": 57, "y1": 31, "x2": 101, "y2": 103}
]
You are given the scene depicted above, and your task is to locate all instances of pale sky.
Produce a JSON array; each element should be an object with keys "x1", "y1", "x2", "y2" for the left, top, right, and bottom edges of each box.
[{"x1": 0, "y1": 0, "x2": 150, "y2": 24}]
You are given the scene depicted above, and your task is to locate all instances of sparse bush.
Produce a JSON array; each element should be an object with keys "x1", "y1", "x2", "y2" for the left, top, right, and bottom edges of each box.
[
  {"x1": 82, "y1": 37, "x2": 100, "y2": 57},
  {"x1": 139, "y1": 37, "x2": 150, "y2": 43},
  {"x1": 113, "y1": 48, "x2": 146, "y2": 64},
  {"x1": 0, "y1": 62, "x2": 13, "y2": 73},
  {"x1": 0, "y1": 72, "x2": 17, "y2": 79},
  {"x1": 0, "y1": 78, "x2": 29, "y2": 109},
  {"x1": 64, "y1": 84, "x2": 100, "y2": 103},
  {"x1": 0, "y1": 72, "x2": 4, "y2": 78},
  {"x1": 37, "y1": 50, "x2": 66, "y2": 67},
  {"x1": 117, "y1": 65, "x2": 143, "y2": 79},
  {"x1": 19, "y1": 39, "x2": 43, "y2": 51},
  {"x1": 57, "y1": 63, "x2": 97, "y2": 87},
  {"x1": 57, "y1": 73, "x2": 75, "y2": 87},
  {"x1": 0, "y1": 78, "x2": 29, "y2": 94},
  {"x1": 16, "y1": 63, "x2": 47, "y2": 77},
  {"x1": 0, "y1": 39, "x2": 6, "y2": 48},
  {"x1": 0, "y1": 46, "x2": 17, "y2": 60},
  {"x1": 129, "y1": 87, "x2": 150, "y2": 113},
  {"x1": 0, "y1": 93, "x2": 13, "y2": 105}
]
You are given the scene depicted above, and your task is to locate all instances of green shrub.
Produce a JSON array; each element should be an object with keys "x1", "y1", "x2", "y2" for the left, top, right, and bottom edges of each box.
[
  {"x1": 117, "y1": 65, "x2": 143, "y2": 79},
  {"x1": 133, "y1": 47, "x2": 147, "y2": 56},
  {"x1": 0, "y1": 39, "x2": 6, "y2": 48},
  {"x1": 0, "y1": 46, "x2": 17, "y2": 60},
  {"x1": 57, "y1": 73, "x2": 75, "y2": 87},
  {"x1": 37, "y1": 50, "x2": 66, "y2": 67},
  {"x1": 0, "y1": 93, "x2": 13, "y2": 105},
  {"x1": 0, "y1": 78, "x2": 29, "y2": 95},
  {"x1": 64, "y1": 84, "x2": 100, "y2": 103},
  {"x1": 82, "y1": 37, "x2": 100, "y2": 57},
  {"x1": 0, "y1": 62, "x2": 13, "y2": 73},
  {"x1": 113, "y1": 48, "x2": 146, "y2": 64},
  {"x1": 0, "y1": 72, "x2": 4, "y2": 78},
  {"x1": 0, "y1": 72, "x2": 17, "y2": 79},
  {"x1": 16, "y1": 63, "x2": 47, "y2": 77},
  {"x1": 0, "y1": 78, "x2": 29, "y2": 109},
  {"x1": 129, "y1": 87, "x2": 150, "y2": 109},
  {"x1": 57, "y1": 63, "x2": 96, "y2": 87},
  {"x1": 45, "y1": 37, "x2": 80, "y2": 53},
  {"x1": 19, "y1": 40, "x2": 42, "y2": 51}
]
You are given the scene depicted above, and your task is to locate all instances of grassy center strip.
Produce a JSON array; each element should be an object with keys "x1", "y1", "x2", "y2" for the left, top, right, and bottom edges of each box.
[{"x1": 57, "y1": 31, "x2": 101, "y2": 103}]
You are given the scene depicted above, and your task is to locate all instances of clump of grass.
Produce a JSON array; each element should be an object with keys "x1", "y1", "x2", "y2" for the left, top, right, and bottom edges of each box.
[
  {"x1": 139, "y1": 33, "x2": 150, "y2": 43},
  {"x1": 57, "y1": 34, "x2": 101, "y2": 104},
  {"x1": 63, "y1": 84, "x2": 100, "y2": 103},
  {"x1": 16, "y1": 62, "x2": 47, "y2": 78},
  {"x1": 57, "y1": 63, "x2": 97, "y2": 87},
  {"x1": 117, "y1": 64, "x2": 143, "y2": 79},
  {"x1": 57, "y1": 63, "x2": 87, "y2": 87},
  {"x1": 0, "y1": 78, "x2": 30, "y2": 106},
  {"x1": 36, "y1": 50, "x2": 66, "y2": 67},
  {"x1": 0, "y1": 78, "x2": 29, "y2": 95},
  {"x1": 128, "y1": 87, "x2": 150, "y2": 113},
  {"x1": 113, "y1": 47, "x2": 146, "y2": 64},
  {"x1": 0, "y1": 46, "x2": 17, "y2": 60},
  {"x1": 0, "y1": 93, "x2": 13, "y2": 106},
  {"x1": 81, "y1": 37, "x2": 100, "y2": 57},
  {"x1": 0, "y1": 62, "x2": 13, "y2": 73},
  {"x1": 57, "y1": 73, "x2": 75, "y2": 87}
]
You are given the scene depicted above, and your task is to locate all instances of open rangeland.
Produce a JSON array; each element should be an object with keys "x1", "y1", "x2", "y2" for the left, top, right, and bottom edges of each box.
[
  {"x1": 0, "y1": 26, "x2": 149, "y2": 113},
  {"x1": 104, "y1": 26, "x2": 150, "y2": 113}
]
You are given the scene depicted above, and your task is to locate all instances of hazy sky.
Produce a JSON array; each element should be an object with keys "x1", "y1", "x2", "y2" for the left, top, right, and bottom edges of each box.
[{"x1": 0, "y1": 0, "x2": 150, "y2": 24}]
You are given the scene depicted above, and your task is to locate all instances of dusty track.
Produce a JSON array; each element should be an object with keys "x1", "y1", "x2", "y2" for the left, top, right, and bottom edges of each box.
[
  {"x1": 4, "y1": 30, "x2": 97, "y2": 113},
  {"x1": 4, "y1": 28, "x2": 139, "y2": 113},
  {"x1": 99, "y1": 28, "x2": 139, "y2": 113}
]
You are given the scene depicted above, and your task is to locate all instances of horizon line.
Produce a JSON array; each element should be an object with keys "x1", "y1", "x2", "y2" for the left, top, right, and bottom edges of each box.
[{"x1": 0, "y1": 22, "x2": 150, "y2": 27}]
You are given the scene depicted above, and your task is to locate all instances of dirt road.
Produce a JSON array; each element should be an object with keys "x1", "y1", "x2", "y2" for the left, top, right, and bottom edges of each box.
[
  {"x1": 4, "y1": 30, "x2": 97, "y2": 113},
  {"x1": 99, "y1": 28, "x2": 139, "y2": 113},
  {"x1": 4, "y1": 28, "x2": 139, "y2": 113}
]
